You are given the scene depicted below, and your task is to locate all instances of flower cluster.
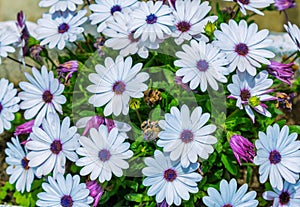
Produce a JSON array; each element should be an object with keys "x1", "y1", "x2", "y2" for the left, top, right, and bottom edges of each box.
[{"x1": 0, "y1": 0, "x2": 299, "y2": 207}]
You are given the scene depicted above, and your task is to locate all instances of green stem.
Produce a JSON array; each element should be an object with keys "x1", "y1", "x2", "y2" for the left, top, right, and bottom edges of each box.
[
  {"x1": 135, "y1": 109, "x2": 142, "y2": 125},
  {"x1": 7, "y1": 56, "x2": 34, "y2": 68},
  {"x1": 143, "y1": 52, "x2": 158, "y2": 69}
]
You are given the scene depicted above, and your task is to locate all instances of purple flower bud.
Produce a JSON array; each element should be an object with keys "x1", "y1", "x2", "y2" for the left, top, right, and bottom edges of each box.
[
  {"x1": 16, "y1": 11, "x2": 30, "y2": 59},
  {"x1": 230, "y1": 135, "x2": 256, "y2": 166},
  {"x1": 14, "y1": 120, "x2": 35, "y2": 136},
  {"x1": 82, "y1": 116, "x2": 105, "y2": 136},
  {"x1": 86, "y1": 180, "x2": 104, "y2": 207},
  {"x1": 104, "y1": 118, "x2": 115, "y2": 132},
  {"x1": 157, "y1": 200, "x2": 170, "y2": 207},
  {"x1": 174, "y1": 76, "x2": 193, "y2": 92},
  {"x1": 57, "y1": 60, "x2": 79, "y2": 84},
  {"x1": 267, "y1": 60, "x2": 294, "y2": 85},
  {"x1": 274, "y1": 0, "x2": 296, "y2": 11},
  {"x1": 30, "y1": 44, "x2": 45, "y2": 62}
]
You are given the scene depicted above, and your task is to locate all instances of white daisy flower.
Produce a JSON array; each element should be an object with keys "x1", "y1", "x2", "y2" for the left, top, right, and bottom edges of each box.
[
  {"x1": 87, "y1": 56, "x2": 149, "y2": 116},
  {"x1": 284, "y1": 21, "x2": 300, "y2": 51},
  {"x1": 253, "y1": 124, "x2": 300, "y2": 191},
  {"x1": 76, "y1": 125, "x2": 133, "y2": 183},
  {"x1": 37, "y1": 173, "x2": 93, "y2": 207},
  {"x1": 19, "y1": 66, "x2": 66, "y2": 126},
  {"x1": 39, "y1": 0, "x2": 84, "y2": 13},
  {"x1": 130, "y1": 1, "x2": 174, "y2": 43},
  {"x1": 213, "y1": 19, "x2": 275, "y2": 76},
  {"x1": 157, "y1": 104, "x2": 217, "y2": 168},
  {"x1": 89, "y1": 0, "x2": 138, "y2": 32},
  {"x1": 203, "y1": 178, "x2": 258, "y2": 207},
  {"x1": 171, "y1": 0, "x2": 217, "y2": 45},
  {"x1": 5, "y1": 137, "x2": 35, "y2": 193},
  {"x1": 263, "y1": 180, "x2": 300, "y2": 207},
  {"x1": 227, "y1": 70, "x2": 276, "y2": 123},
  {"x1": 0, "y1": 29, "x2": 18, "y2": 64},
  {"x1": 103, "y1": 12, "x2": 151, "y2": 59},
  {"x1": 223, "y1": 0, "x2": 274, "y2": 16},
  {"x1": 0, "y1": 78, "x2": 20, "y2": 134},
  {"x1": 174, "y1": 40, "x2": 229, "y2": 92},
  {"x1": 36, "y1": 10, "x2": 87, "y2": 50},
  {"x1": 142, "y1": 150, "x2": 202, "y2": 206},
  {"x1": 25, "y1": 113, "x2": 80, "y2": 178}
]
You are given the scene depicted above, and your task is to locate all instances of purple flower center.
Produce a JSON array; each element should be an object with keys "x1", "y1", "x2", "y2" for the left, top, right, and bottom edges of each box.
[
  {"x1": 61, "y1": 195, "x2": 73, "y2": 207},
  {"x1": 234, "y1": 0, "x2": 250, "y2": 5},
  {"x1": 240, "y1": 89, "x2": 251, "y2": 101},
  {"x1": 0, "y1": 103, "x2": 3, "y2": 113},
  {"x1": 50, "y1": 140, "x2": 62, "y2": 155},
  {"x1": 21, "y1": 157, "x2": 30, "y2": 170},
  {"x1": 163, "y1": 168, "x2": 177, "y2": 182},
  {"x1": 42, "y1": 90, "x2": 53, "y2": 103},
  {"x1": 279, "y1": 191, "x2": 290, "y2": 205},
  {"x1": 197, "y1": 60, "x2": 209, "y2": 72},
  {"x1": 146, "y1": 14, "x2": 157, "y2": 24},
  {"x1": 180, "y1": 130, "x2": 194, "y2": 143},
  {"x1": 176, "y1": 21, "x2": 191, "y2": 32},
  {"x1": 58, "y1": 23, "x2": 70, "y2": 34},
  {"x1": 111, "y1": 5, "x2": 122, "y2": 15},
  {"x1": 112, "y1": 81, "x2": 126, "y2": 94},
  {"x1": 223, "y1": 204, "x2": 233, "y2": 207},
  {"x1": 98, "y1": 149, "x2": 111, "y2": 162},
  {"x1": 235, "y1": 43, "x2": 249, "y2": 56},
  {"x1": 269, "y1": 150, "x2": 281, "y2": 164}
]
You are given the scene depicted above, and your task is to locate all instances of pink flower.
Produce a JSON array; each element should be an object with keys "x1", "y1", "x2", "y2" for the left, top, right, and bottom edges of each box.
[
  {"x1": 57, "y1": 60, "x2": 79, "y2": 84},
  {"x1": 230, "y1": 135, "x2": 256, "y2": 166},
  {"x1": 14, "y1": 120, "x2": 35, "y2": 136},
  {"x1": 82, "y1": 116, "x2": 105, "y2": 136},
  {"x1": 274, "y1": 0, "x2": 296, "y2": 11},
  {"x1": 267, "y1": 60, "x2": 294, "y2": 85},
  {"x1": 86, "y1": 180, "x2": 104, "y2": 207}
]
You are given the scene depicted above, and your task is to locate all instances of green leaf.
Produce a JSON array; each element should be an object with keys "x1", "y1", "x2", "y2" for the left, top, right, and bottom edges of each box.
[
  {"x1": 221, "y1": 154, "x2": 238, "y2": 176},
  {"x1": 289, "y1": 125, "x2": 300, "y2": 134},
  {"x1": 124, "y1": 193, "x2": 151, "y2": 202}
]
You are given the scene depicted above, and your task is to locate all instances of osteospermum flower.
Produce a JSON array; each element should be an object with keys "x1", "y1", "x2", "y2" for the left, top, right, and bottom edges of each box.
[
  {"x1": 14, "y1": 120, "x2": 35, "y2": 136},
  {"x1": 230, "y1": 134, "x2": 255, "y2": 165},
  {"x1": 19, "y1": 66, "x2": 66, "y2": 126},
  {"x1": 130, "y1": 1, "x2": 174, "y2": 43},
  {"x1": 103, "y1": 12, "x2": 150, "y2": 58},
  {"x1": 284, "y1": 22, "x2": 300, "y2": 51},
  {"x1": 171, "y1": 0, "x2": 217, "y2": 45},
  {"x1": 37, "y1": 173, "x2": 93, "y2": 207},
  {"x1": 274, "y1": 0, "x2": 296, "y2": 11},
  {"x1": 76, "y1": 125, "x2": 133, "y2": 183},
  {"x1": 0, "y1": 29, "x2": 18, "y2": 64},
  {"x1": 142, "y1": 150, "x2": 202, "y2": 206},
  {"x1": 76, "y1": 115, "x2": 131, "y2": 137},
  {"x1": 86, "y1": 180, "x2": 104, "y2": 207},
  {"x1": 175, "y1": 40, "x2": 229, "y2": 92},
  {"x1": 253, "y1": 124, "x2": 300, "y2": 190},
  {"x1": 5, "y1": 137, "x2": 35, "y2": 193},
  {"x1": 0, "y1": 78, "x2": 20, "y2": 134},
  {"x1": 267, "y1": 60, "x2": 294, "y2": 85},
  {"x1": 39, "y1": 0, "x2": 83, "y2": 13},
  {"x1": 87, "y1": 56, "x2": 149, "y2": 116},
  {"x1": 36, "y1": 10, "x2": 87, "y2": 50},
  {"x1": 25, "y1": 113, "x2": 80, "y2": 178},
  {"x1": 157, "y1": 104, "x2": 217, "y2": 168},
  {"x1": 203, "y1": 178, "x2": 259, "y2": 207},
  {"x1": 89, "y1": 0, "x2": 138, "y2": 32},
  {"x1": 263, "y1": 180, "x2": 300, "y2": 207},
  {"x1": 227, "y1": 70, "x2": 276, "y2": 123},
  {"x1": 223, "y1": 0, "x2": 274, "y2": 16},
  {"x1": 214, "y1": 19, "x2": 275, "y2": 76}
]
